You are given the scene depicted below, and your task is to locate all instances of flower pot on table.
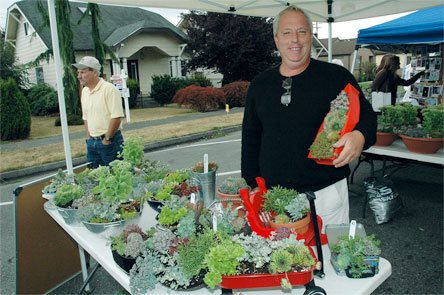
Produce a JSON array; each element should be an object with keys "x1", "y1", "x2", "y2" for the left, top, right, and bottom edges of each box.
[
  {"x1": 375, "y1": 131, "x2": 398, "y2": 146},
  {"x1": 111, "y1": 249, "x2": 136, "y2": 273},
  {"x1": 399, "y1": 135, "x2": 443, "y2": 154},
  {"x1": 269, "y1": 213, "x2": 311, "y2": 235}
]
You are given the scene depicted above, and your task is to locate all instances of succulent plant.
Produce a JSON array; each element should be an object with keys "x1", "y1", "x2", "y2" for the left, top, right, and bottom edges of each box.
[
  {"x1": 118, "y1": 136, "x2": 145, "y2": 167},
  {"x1": 191, "y1": 161, "x2": 218, "y2": 173},
  {"x1": 331, "y1": 234, "x2": 381, "y2": 278},
  {"x1": 42, "y1": 169, "x2": 75, "y2": 195},
  {"x1": 309, "y1": 90, "x2": 349, "y2": 159},
  {"x1": 218, "y1": 177, "x2": 249, "y2": 195},
  {"x1": 53, "y1": 183, "x2": 84, "y2": 207}
]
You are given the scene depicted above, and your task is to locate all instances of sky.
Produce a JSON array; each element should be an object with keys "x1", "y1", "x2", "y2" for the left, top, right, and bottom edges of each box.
[{"x1": 1, "y1": 0, "x2": 411, "y2": 39}]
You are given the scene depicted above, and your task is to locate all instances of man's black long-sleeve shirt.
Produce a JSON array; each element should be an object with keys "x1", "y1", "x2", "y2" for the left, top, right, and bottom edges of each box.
[{"x1": 241, "y1": 59, "x2": 377, "y2": 192}]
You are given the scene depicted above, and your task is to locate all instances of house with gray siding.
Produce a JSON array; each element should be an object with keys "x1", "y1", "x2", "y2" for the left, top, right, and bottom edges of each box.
[{"x1": 5, "y1": 0, "x2": 188, "y2": 95}]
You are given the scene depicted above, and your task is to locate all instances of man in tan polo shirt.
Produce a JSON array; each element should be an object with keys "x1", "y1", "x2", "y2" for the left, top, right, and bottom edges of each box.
[{"x1": 73, "y1": 56, "x2": 124, "y2": 168}]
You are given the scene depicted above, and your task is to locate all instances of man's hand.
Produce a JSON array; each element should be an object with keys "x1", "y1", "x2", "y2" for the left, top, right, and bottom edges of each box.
[{"x1": 332, "y1": 130, "x2": 365, "y2": 168}]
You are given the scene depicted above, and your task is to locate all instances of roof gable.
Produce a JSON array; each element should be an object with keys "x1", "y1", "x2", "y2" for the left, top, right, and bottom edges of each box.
[{"x1": 13, "y1": 0, "x2": 187, "y2": 51}]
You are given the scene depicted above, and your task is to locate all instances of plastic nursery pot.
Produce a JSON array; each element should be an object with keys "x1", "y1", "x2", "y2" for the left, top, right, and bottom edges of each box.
[
  {"x1": 111, "y1": 249, "x2": 136, "y2": 273},
  {"x1": 307, "y1": 83, "x2": 361, "y2": 165},
  {"x1": 146, "y1": 198, "x2": 165, "y2": 212}
]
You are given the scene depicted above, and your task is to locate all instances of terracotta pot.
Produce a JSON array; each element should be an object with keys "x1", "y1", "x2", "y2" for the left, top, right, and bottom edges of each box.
[
  {"x1": 399, "y1": 135, "x2": 443, "y2": 154},
  {"x1": 269, "y1": 214, "x2": 311, "y2": 235},
  {"x1": 216, "y1": 190, "x2": 247, "y2": 217},
  {"x1": 375, "y1": 132, "x2": 398, "y2": 146}
]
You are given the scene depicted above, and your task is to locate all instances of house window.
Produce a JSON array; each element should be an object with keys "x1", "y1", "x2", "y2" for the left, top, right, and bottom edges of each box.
[
  {"x1": 24, "y1": 22, "x2": 29, "y2": 36},
  {"x1": 35, "y1": 67, "x2": 44, "y2": 84}
]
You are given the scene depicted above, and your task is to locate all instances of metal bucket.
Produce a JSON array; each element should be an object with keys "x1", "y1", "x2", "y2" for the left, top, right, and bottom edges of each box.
[
  {"x1": 191, "y1": 171, "x2": 216, "y2": 207},
  {"x1": 56, "y1": 206, "x2": 80, "y2": 226}
]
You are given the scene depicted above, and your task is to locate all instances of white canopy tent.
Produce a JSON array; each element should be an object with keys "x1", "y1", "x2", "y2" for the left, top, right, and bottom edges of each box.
[{"x1": 46, "y1": 0, "x2": 443, "y2": 173}]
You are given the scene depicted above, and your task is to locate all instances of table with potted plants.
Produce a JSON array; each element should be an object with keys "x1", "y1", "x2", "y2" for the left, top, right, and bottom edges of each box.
[{"x1": 44, "y1": 197, "x2": 392, "y2": 295}]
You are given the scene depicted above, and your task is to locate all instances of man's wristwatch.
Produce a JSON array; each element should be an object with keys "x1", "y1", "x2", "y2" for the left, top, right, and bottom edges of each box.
[{"x1": 104, "y1": 135, "x2": 111, "y2": 141}]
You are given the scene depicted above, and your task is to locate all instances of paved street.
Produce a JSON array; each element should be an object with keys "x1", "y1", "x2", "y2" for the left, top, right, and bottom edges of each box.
[{"x1": 1, "y1": 130, "x2": 443, "y2": 294}]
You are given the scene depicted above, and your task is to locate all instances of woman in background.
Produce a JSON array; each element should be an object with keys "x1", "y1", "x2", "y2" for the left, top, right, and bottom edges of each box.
[{"x1": 371, "y1": 55, "x2": 424, "y2": 105}]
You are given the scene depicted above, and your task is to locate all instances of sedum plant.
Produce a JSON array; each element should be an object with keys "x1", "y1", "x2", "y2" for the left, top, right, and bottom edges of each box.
[
  {"x1": 218, "y1": 177, "x2": 249, "y2": 195},
  {"x1": 309, "y1": 90, "x2": 349, "y2": 159},
  {"x1": 191, "y1": 161, "x2": 218, "y2": 173},
  {"x1": 331, "y1": 234, "x2": 381, "y2": 278},
  {"x1": 53, "y1": 183, "x2": 84, "y2": 207},
  {"x1": 42, "y1": 169, "x2": 74, "y2": 195},
  {"x1": 118, "y1": 136, "x2": 145, "y2": 167},
  {"x1": 262, "y1": 186, "x2": 309, "y2": 223}
]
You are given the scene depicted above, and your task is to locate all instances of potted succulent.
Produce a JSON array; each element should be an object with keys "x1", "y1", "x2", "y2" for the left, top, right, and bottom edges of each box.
[
  {"x1": 399, "y1": 105, "x2": 444, "y2": 154},
  {"x1": 145, "y1": 169, "x2": 197, "y2": 212},
  {"x1": 330, "y1": 234, "x2": 381, "y2": 278},
  {"x1": 216, "y1": 177, "x2": 250, "y2": 216},
  {"x1": 375, "y1": 105, "x2": 400, "y2": 146},
  {"x1": 308, "y1": 84, "x2": 360, "y2": 165},
  {"x1": 129, "y1": 202, "x2": 247, "y2": 294},
  {"x1": 110, "y1": 224, "x2": 152, "y2": 273},
  {"x1": 42, "y1": 169, "x2": 74, "y2": 199},
  {"x1": 191, "y1": 158, "x2": 218, "y2": 207},
  {"x1": 262, "y1": 186, "x2": 310, "y2": 234},
  {"x1": 76, "y1": 160, "x2": 142, "y2": 235},
  {"x1": 204, "y1": 232, "x2": 321, "y2": 292},
  {"x1": 52, "y1": 182, "x2": 84, "y2": 225}
]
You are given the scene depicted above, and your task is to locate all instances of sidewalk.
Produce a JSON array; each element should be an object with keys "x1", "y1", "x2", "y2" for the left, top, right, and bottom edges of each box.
[{"x1": 0, "y1": 107, "x2": 244, "y2": 181}]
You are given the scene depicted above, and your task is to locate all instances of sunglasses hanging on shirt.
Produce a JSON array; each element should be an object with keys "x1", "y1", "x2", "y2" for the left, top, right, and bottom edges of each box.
[{"x1": 281, "y1": 77, "x2": 292, "y2": 106}]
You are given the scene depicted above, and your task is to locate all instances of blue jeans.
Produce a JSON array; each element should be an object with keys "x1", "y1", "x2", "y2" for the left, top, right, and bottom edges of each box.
[{"x1": 86, "y1": 130, "x2": 124, "y2": 168}]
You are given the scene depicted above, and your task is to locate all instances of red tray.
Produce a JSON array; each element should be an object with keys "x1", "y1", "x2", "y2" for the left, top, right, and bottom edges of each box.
[
  {"x1": 220, "y1": 247, "x2": 316, "y2": 289},
  {"x1": 307, "y1": 83, "x2": 360, "y2": 165},
  {"x1": 239, "y1": 177, "x2": 327, "y2": 246}
]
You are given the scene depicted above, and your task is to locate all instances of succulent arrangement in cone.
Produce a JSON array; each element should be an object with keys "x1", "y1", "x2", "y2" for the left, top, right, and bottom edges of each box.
[{"x1": 309, "y1": 90, "x2": 349, "y2": 159}]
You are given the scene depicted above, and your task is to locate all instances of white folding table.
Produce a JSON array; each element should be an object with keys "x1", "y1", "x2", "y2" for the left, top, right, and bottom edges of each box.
[{"x1": 44, "y1": 202, "x2": 392, "y2": 295}]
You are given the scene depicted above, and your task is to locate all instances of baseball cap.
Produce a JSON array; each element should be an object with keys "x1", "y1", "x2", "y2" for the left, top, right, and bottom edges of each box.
[{"x1": 72, "y1": 56, "x2": 101, "y2": 71}]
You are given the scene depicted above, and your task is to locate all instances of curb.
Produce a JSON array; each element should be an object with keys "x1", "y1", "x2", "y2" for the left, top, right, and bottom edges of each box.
[{"x1": 0, "y1": 125, "x2": 242, "y2": 182}]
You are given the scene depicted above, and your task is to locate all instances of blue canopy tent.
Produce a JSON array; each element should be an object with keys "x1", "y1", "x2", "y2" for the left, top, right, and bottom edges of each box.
[
  {"x1": 351, "y1": 5, "x2": 444, "y2": 72},
  {"x1": 357, "y1": 5, "x2": 444, "y2": 47}
]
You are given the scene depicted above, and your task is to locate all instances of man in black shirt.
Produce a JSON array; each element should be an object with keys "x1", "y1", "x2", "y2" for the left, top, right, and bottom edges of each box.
[{"x1": 241, "y1": 6, "x2": 376, "y2": 227}]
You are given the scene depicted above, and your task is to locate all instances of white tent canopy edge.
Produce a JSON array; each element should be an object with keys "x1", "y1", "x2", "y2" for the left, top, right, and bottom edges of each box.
[{"x1": 47, "y1": 0, "x2": 443, "y2": 173}]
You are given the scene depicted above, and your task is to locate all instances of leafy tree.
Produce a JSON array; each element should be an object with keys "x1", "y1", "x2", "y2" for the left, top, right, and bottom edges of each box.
[
  {"x1": 182, "y1": 11, "x2": 278, "y2": 85},
  {"x1": 0, "y1": 28, "x2": 29, "y2": 88}
]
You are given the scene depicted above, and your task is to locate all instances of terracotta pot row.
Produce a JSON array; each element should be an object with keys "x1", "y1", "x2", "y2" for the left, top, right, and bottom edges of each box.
[{"x1": 375, "y1": 131, "x2": 443, "y2": 154}]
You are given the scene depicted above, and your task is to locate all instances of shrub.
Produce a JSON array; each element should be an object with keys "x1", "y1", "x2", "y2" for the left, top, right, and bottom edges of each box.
[
  {"x1": 54, "y1": 114, "x2": 84, "y2": 126},
  {"x1": 126, "y1": 79, "x2": 140, "y2": 108},
  {"x1": 150, "y1": 75, "x2": 213, "y2": 106},
  {"x1": 222, "y1": 81, "x2": 250, "y2": 107},
  {"x1": 0, "y1": 78, "x2": 31, "y2": 140},
  {"x1": 172, "y1": 85, "x2": 225, "y2": 112},
  {"x1": 26, "y1": 83, "x2": 59, "y2": 116}
]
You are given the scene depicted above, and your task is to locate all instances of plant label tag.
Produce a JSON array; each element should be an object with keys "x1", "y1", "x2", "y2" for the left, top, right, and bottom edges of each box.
[
  {"x1": 349, "y1": 220, "x2": 357, "y2": 239},
  {"x1": 204, "y1": 153, "x2": 209, "y2": 173},
  {"x1": 212, "y1": 215, "x2": 218, "y2": 232},
  {"x1": 190, "y1": 193, "x2": 196, "y2": 204}
]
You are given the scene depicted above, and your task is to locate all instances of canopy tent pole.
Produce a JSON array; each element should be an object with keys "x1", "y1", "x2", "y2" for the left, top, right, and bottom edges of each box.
[
  {"x1": 327, "y1": 0, "x2": 333, "y2": 62},
  {"x1": 47, "y1": 0, "x2": 74, "y2": 175},
  {"x1": 350, "y1": 45, "x2": 359, "y2": 74}
]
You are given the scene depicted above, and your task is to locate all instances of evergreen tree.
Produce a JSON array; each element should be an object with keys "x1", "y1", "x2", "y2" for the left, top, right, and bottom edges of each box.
[
  {"x1": 36, "y1": 0, "x2": 80, "y2": 116},
  {"x1": 78, "y1": 3, "x2": 118, "y2": 77},
  {"x1": 0, "y1": 28, "x2": 29, "y2": 88},
  {"x1": 182, "y1": 11, "x2": 279, "y2": 85}
]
